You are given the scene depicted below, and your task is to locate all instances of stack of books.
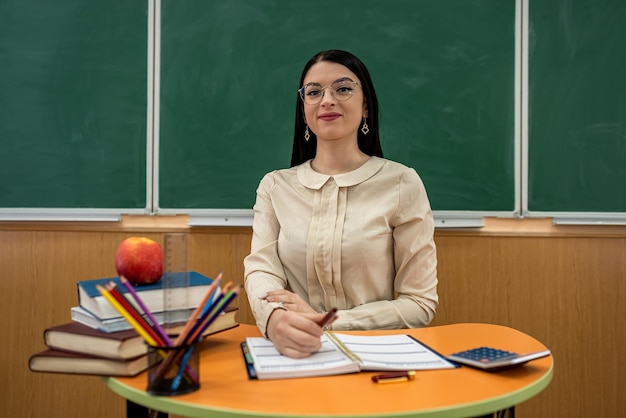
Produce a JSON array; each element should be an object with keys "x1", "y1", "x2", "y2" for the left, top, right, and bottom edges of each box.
[
  {"x1": 28, "y1": 272, "x2": 239, "y2": 376},
  {"x1": 71, "y1": 271, "x2": 219, "y2": 333}
]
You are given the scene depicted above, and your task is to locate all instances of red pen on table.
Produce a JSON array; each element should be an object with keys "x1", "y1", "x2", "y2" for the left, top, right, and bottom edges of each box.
[
  {"x1": 371, "y1": 370, "x2": 416, "y2": 384},
  {"x1": 317, "y1": 307, "x2": 338, "y2": 329}
]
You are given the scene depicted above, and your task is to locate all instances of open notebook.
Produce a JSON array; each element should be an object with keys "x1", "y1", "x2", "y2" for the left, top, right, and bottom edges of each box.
[{"x1": 242, "y1": 332, "x2": 457, "y2": 380}]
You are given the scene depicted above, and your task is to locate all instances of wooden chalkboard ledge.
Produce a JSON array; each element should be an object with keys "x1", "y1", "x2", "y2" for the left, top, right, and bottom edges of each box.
[
  {"x1": 436, "y1": 218, "x2": 626, "y2": 238},
  {"x1": 1, "y1": 216, "x2": 625, "y2": 238}
]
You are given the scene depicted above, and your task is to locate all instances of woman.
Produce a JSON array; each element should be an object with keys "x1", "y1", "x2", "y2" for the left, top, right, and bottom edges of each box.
[{"x1": 244, "y1": 50, "x2": 438, "y2": 358}]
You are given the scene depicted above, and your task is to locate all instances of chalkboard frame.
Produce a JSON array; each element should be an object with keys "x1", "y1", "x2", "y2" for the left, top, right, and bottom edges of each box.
[
  {"x1": 522, "y1": 0, "x2": 626, "y2": 224},
  {"x1": 154, "y1": 0, "x2": 521, "y2": 227},
  {"x1": 0, "y1": 0, "x2": 153, "y2": 220},
  {"x1": 4, "y1": 0, "x2": 623, "y2": 225}
]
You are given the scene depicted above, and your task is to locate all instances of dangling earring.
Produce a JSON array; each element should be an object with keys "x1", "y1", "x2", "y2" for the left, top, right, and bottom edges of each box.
[
  {"x1": 361, "y1": 118, "x2": 369, "y2": 135},
  {"x1": 305, "y1": 125, "x2": 310, "y2": 141}
]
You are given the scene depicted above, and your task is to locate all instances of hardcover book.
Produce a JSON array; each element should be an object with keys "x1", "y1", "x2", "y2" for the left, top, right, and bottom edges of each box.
[
  {"x1": 71, "y1": 305, "x2": 197, "y2": 333},
  {"x1": 28, "y1": 349, "x2": 149, "y2": 377},
  {"x1": 47, "y1": 307, "x2": 238, "y2": 360},
  {"x1": 243, "y1": 332, "x2": 457, "y2": 380},
  {"x1": 77, "y1": 271, "x2": 214, "y2": 319}
]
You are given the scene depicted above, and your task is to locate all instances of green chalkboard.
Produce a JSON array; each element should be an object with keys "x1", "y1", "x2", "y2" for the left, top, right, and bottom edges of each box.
[
  {"x1": 528, "y1": 0, "x2": 626, "y2": 213},
  {"x1": 158, "y1": 0, "x2": 517, "y2": 213},
  {"x1": 0, "y1": 0, "x2": 148, "y2": 210}
]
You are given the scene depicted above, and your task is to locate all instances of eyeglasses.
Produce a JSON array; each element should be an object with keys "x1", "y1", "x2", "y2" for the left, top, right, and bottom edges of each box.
[{"x1": 298, "y1": 79, "x2": 361, "y2": 105}]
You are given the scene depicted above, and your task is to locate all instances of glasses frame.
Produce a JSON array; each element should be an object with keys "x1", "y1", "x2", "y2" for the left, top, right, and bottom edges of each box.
[{"x1": 298, "y1": 79, "x2": 361, "y2": 105}]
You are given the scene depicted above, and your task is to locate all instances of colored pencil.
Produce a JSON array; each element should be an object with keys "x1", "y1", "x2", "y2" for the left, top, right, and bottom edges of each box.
[
  {"x1": 156, "y1": 284, "x2": 239, "y2": 384},
  {"x1": 95, "y1": 284, "x2": 158, "y2": 346},
  {"x1": 151, "y1": 274, "x2": 229, "y2": 384},
  {"x1": 99, "y1": 272, "x2": 238, "y2": 389},
  {"x1": 171, "y1": 273, "x2": 223, "y2": 346},
  {"x1": 105, "y1": 282, "x2": 166, "y2": 346},
  {"x1": 186, "y1": 286, "x2": 240, "y2": 345},
  {"x1": 120, "y1": 276, "x2": 172, "y2": 345}
]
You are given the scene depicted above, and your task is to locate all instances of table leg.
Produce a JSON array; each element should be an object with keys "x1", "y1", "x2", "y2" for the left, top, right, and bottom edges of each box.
[
  {"x1": 497, "y1": 407, "x2": 515, "y2": 418},
  {"x1": 127, "y1": 400, "x2": 168, "y2": 418},
  {"x1": 475, "y1": 407, "x2": 515, "y2": 418}
]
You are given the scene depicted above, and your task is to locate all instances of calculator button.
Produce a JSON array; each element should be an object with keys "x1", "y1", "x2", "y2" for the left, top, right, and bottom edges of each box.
[{"x1": 452, "y1": 347, "x2": 518, "y2": 362}]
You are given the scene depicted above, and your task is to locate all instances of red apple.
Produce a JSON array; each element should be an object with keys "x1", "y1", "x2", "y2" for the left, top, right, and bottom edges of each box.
[{"x1": 115, "y1": 237, "x2": 163, "y2": 285}]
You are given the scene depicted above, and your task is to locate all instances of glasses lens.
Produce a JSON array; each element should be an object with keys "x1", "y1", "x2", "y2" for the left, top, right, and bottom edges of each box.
[
  {"x1": 331, "y1": 80, "x2": 355, "y2": 101},
  {"x1": 302, "y1": 85, "x2": 323, "y2": 104}
]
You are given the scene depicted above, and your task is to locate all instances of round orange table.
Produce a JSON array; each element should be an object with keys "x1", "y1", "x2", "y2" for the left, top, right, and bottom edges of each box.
[{"x1": 106, "y1": 323, "x2": 553, "y2": 418}]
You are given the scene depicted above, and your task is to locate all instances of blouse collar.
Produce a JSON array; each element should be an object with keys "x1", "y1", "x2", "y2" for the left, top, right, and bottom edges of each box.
[{"x1": 296, "y1": 156, "x2": 385, "y2": 189}]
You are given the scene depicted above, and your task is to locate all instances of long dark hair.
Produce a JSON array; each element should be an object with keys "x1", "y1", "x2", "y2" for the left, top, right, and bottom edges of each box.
[{"x1": 290, "y1": 50, "x2": 383, "y2": 167}]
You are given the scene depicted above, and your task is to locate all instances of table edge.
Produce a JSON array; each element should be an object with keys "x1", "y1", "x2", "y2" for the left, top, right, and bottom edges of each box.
[{"x1": 104, "y1": 362, "x2": 553, "y2": 418}]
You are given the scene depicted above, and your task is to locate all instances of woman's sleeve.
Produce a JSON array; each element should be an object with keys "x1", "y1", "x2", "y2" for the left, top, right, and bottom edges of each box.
[
  {"x1": 390, "y1": 168, "x2": 439, "y2": 326},
  {"x1": 243, "y1": 172, "x2": 289, "y2": 336}
]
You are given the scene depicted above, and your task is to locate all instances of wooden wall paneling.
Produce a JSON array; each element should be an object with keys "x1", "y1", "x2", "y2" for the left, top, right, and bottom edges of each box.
[
  {"x1": 1, "y1": 226, "x2": 254, "y2": 418},
  {"x1": 1, "y1": 230, "x2": 135, "y2": 418},
  {"x1": 432, "y1": 233, "x2": 626, "y2": 418},
  {"x1": 2, "y1": 223, "x2": 625, "y2": 417},
  {"x1": 189, "y1": 228, "x2": 254, "y2": 325}
]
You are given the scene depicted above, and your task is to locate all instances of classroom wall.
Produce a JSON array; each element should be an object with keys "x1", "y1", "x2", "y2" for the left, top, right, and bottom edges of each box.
[{"x1": 1, "y1": 220, "x2": 625, "y2": 417}]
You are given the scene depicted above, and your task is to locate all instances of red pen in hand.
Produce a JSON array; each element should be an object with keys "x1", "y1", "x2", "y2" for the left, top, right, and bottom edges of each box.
[{"x1": 317, "y1": 307, "x2": 338, "y2": 329}]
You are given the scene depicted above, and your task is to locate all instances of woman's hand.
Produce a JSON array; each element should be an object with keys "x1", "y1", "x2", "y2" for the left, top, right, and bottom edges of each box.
[
  {"x1": 263, "y1": 289, "x2": 317, "y2": 314},
  {"x1": 265, "y1": 309, "x2": 334, "y2": 358}
]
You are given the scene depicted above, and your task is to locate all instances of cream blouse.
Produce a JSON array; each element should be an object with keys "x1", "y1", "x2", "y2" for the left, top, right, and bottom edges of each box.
[{"x1": 244, "y1": 156, "x2": 438, "y2": 336}]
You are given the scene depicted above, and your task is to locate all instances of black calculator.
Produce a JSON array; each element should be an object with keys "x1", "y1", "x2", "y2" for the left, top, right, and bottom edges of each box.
[{"x1": 447, "y1": 346, "x2": 551, "y2": 371}]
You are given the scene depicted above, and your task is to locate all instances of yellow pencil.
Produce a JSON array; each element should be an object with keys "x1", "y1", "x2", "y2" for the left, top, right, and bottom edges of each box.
[
  {"x1": 97, "y1": 284, "x2": 198, "y2": 385},
  {"x1": 96, "y1": 284, "x2": 158, "y2": 346}
]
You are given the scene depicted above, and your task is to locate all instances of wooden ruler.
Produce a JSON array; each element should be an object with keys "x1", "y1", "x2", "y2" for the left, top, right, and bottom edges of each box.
[{"x1": 162, "y1": 232, "x2": 190, "y2": 330}]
